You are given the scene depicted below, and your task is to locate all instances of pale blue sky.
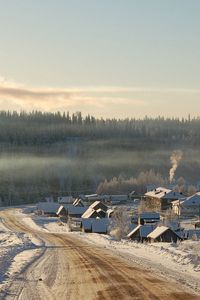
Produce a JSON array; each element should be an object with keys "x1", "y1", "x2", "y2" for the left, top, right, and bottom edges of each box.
[{"x1": 0, "y1": 0, "x2": 199, "y2": 118}]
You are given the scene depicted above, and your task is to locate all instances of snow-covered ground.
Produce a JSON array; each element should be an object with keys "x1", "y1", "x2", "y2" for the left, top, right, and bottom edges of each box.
[
  {"x1": 0, "y1": 206, "x2": 200, "y2": 295},
  {"x1": 0, "y1": 216, "x2": 43, "y2": 290}
]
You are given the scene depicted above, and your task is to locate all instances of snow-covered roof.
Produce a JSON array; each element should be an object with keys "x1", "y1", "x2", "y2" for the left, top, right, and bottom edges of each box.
[
  {"x1": 68, "y1": 206, "x2": 87, "y2": 216},
  {"x1": 182, "y1": 193, "x2": 200, "y2": 206},
  {"x1": 140, "y1": 212, "x2": 160, "y2": 220},
  {"x1": 127, "y1": 224, "x2": 155, "y2": 238},
  {"x1": 145, "y1": 187, "x2": 183, "y2": 200},
  {"x1": 81, "y1": 208, "x2": 97, "y2": 218},
  {"x1": 37, "y1": 202, "x2": 60, "y2": 213},
  {"x1": 90, "y1": 201, "x2": 107, "y2": 211},
  {"x1": 147, "y1": 226, "x2": 169, "y2": 239},
  {"x1": 58, "y1": 196, "x2": 73, "y2": 204},
  {"x1": 73, "y1": 199, "x2": 84, "y2": 207},
  {"x1": 110, "y1": 195, "x2": 128, "y2": 201},
  {"x1": 127, "y1": 225, "x2": 141, "y2": 238}
]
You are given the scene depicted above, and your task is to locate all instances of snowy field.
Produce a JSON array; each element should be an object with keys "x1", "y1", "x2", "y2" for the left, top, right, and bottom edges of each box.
[{"x1": 0, "y1": 206, "x2": 200, "y2": 295}]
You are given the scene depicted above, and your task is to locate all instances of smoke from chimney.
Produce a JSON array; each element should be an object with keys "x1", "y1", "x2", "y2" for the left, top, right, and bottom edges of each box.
[{"x1": 169, "y1": 150, "x2": 183, "y2": 183}]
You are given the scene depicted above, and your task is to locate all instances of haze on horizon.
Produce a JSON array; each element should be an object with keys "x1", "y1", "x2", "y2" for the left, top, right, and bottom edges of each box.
[{"x1": 0, "y1": 0, "x2": 199, "y2": 119}]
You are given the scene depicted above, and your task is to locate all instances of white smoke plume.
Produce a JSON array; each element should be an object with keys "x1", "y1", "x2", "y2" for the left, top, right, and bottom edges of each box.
[{"x1": 169, "y1": 150, "x2": 183, "y2": 183}]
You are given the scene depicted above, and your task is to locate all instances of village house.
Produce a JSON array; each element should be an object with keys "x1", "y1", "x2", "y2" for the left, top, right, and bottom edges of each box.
[
  {"x1": 37, "y1": 202, "x2": 60, "y2": 216},
  {"x1": 127, "y1": 224, "x2": 155, "y2": 242},
  {"x1": 58, "y1": 196, "x2": 74, "y2": 204},
  {"x1": 57, "y1": 204, "x2": 87, "y2": 220},
  {"x1": 144, "y1": 187, "x2": 184, "y2": 210},
  {"x1": 73, "y1": 198, "x2": 84, "y2": 207},
  {"x1": 133, "y1": 212, "x2": 160, "y2": 225},
  {"x1": 147, "y1": 226, "x2": 182, "y2": 243},
  {"x1": 81, "y1": 218, "x2": 109, "y2": 234},
  {"x1": 172, "y1": 192, "x2": 200, "y2": 216},
  {"x1": 109, "y1": 195, "x2": 128, "y2": 205}
]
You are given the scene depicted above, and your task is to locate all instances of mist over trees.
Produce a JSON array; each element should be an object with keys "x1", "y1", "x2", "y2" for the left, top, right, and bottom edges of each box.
[{"x1": 0, "y1": 111, "x2": 200, "y2": 205}]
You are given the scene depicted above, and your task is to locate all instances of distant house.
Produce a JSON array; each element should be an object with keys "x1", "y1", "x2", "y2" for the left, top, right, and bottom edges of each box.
[
  {"x1": 90, "y1": 201, "x2": 108, "y2": 212},
  {"x1": 81, "y1": 208, "x2": 100, "y2": 219},
  {"x1": 81, "y1": 218, "x2": 109, "y2": 234},
  {"x1": 73, "y1": 198, "x2": 84, "y2": 207},
  {"x1": 68, "y1": 206, "x2": 87, "y2": 218},
  {"x1": 147, "y1": 226, "x2": 182, "y2": 243},
  {"x1": 57, "y1": 204, "x2": 87, "y2": 220},
  {"x1": 133, "y1": 212, "x2": 160, "y2": 225},
  {"x1": 58, "y1": 196, "x2": 74, "y2": 204},
  {"x1": 56, "y1": 204, "x2": 74, "y2": 217},
  {"x1": 144, "y1": 187, "x2": 184, "y2": 210},
  {"x1": 127, "y1": 224, "x2": 155, "y2": 242},
  {"x1": 172, "y1": 193, "x2": 200, "y2": 216},
  {"x1": 181, "y1": 193, "x2": 200, "y2": 215},
  {"x1": 109, "y1": 195, "x2": 128, "y2": 205},
  {"x1": 79, "y1": 194, "x2": 103, "y2": 203},
  {"x1": 37, "y1": 202, "x2": 60, "y2": 216},
  {"x1": 82, "y1": 201, "x2": 110, "y2": 219}
]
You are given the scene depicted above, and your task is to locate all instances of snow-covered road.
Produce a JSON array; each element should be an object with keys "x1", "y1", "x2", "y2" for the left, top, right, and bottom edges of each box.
[{"x1": 0, "y1": 208, "x2": 199, "y2": 300}]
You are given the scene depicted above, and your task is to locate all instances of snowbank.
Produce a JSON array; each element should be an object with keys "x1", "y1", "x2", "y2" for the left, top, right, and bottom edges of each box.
[{"x1": 0, "y1": 216, "x2": 43, "y2": 288}]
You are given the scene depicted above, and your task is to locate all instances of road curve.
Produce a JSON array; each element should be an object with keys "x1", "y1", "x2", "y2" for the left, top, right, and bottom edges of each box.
[{"x1": 0, "y1": 209, "x2": 199, "y2": 300}]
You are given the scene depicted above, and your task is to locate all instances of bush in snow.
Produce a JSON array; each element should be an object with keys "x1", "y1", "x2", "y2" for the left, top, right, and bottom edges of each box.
[{"x1": 109, "y1": 208, "x2": 130, "y2": 240}]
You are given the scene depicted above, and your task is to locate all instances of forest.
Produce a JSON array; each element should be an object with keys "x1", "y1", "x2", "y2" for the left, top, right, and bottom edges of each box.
[{"x1": 0, "y1": 111, "x2": 200, "y2": 205}]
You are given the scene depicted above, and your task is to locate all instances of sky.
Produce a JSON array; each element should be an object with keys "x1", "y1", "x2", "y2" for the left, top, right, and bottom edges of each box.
[{"x1": 0, "y1": 0, "x2": 200, "y2": 118}]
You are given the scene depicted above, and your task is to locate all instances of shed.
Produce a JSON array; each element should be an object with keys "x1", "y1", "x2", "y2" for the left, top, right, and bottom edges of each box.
[{"x1": 147, "y1": 226, "x2": 182, "y2": 243}]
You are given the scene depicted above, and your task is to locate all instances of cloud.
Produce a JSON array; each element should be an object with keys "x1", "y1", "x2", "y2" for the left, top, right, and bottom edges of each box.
[
  {"x1": 0, "y1": 78, "x2": 146, "y2": 111},
  {"x1": 0, "y1": 76, "x2": 199, "y2": 112}
]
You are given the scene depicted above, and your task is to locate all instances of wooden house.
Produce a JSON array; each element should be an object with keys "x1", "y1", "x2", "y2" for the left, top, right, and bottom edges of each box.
[
  {"x1": 127, "y1": 224, "x2": 155, "y2": 242},
  {"x1": 147, "y1": 226, "x2": 182, "y2": 243},
  {"x1": 37, "y1": 202, "x2": 60, "y2": 217},
  {"x1": 144, "y1": 187, "x2": 184, "y2": 210}
]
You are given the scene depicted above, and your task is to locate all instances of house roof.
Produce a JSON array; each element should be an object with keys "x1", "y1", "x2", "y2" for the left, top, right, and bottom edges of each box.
[
  {"x1": 145, "y1": 187, "x2": 183, "y2": 200},
  {"x1": 127, "y1": 224, "x2": 155, "y2": 238},
  {"x1": 73, "y1": 199, "x2": 84, "y2": 207},
  {"x1": 58, "y1": 196, "x2": 73, "y2": 203},
  {"x1": 127, "y1": 225, "x2": 141, "y2": 238},
  {"x1": 90, "y1": 201, "x2": 108, "y2": 211},
  {"x1": 68, "y1": 206, "x2": 87, "y2": 216},
  {"x1": 37, "y1": 202, "x2": 60, "y2": 213},
  {"x1": 182, "y1": 192, "x2": 200, "y2": 206},
  {"x1": 110, "y1": 195, "x2": 128, "y2": 201},
  {"x1": 147, "y1": 226, "x2": 169, "y2": 239},
  {"x1": 81, "y1": 208, "x2": 97, "y2": 218},
  {"x1": 140, "y1": 212, "x2": 160, "y2": 220}
]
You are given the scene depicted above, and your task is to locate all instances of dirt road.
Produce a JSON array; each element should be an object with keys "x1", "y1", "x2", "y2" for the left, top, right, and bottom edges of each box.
[{"x1": 0, "y1": 209, "x2": 199, "y2": 300}]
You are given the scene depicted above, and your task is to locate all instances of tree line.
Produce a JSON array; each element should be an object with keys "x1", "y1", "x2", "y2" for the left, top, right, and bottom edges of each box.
[{"x1": 0, "y1": 111, "x2": 200, "y2": 147}]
